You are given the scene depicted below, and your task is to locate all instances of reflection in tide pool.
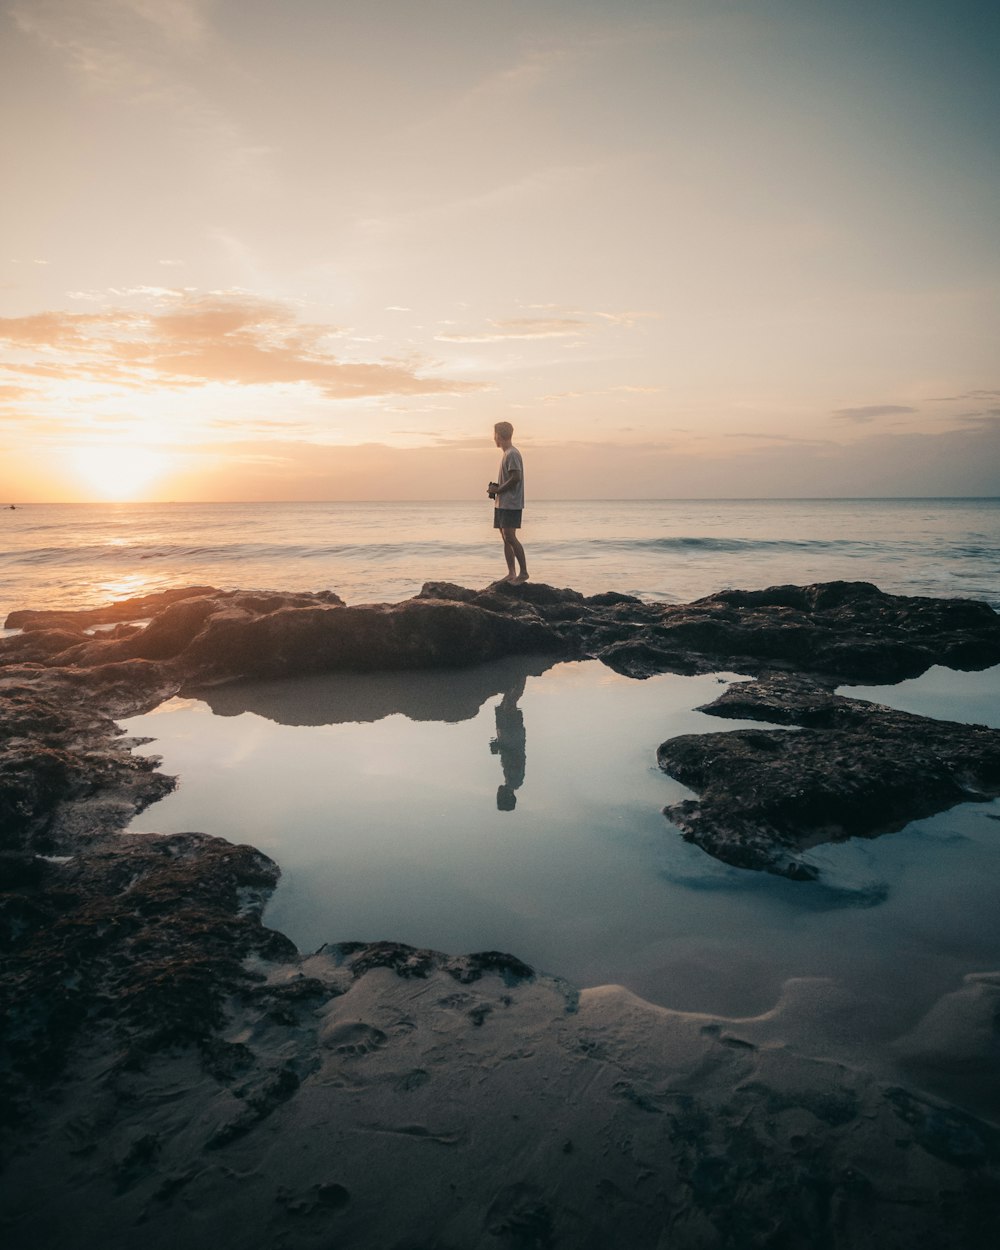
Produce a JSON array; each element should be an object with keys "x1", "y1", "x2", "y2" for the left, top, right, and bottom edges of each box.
[
  {"x1": 840, "y1": 662, "x2": 1000, "y2": 729},
  {"x1": 123, "y1": 659, "x2": 1000, "y2": 1047}
]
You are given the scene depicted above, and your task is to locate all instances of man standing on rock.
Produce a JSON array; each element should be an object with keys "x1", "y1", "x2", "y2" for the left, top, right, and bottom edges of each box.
[{"x1": 487, "y1": 421, "x2": 528, "y2": 584}]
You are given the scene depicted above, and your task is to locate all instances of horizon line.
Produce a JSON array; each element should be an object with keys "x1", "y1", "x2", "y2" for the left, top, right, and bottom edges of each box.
[{"x1": 7, "y1": 495, "x2": 1000, "y2": 507}]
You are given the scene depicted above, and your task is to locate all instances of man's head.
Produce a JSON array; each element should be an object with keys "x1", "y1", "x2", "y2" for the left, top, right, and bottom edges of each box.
[{"x1": 494, "y1": 420, "x2": 514, "y2": 448}]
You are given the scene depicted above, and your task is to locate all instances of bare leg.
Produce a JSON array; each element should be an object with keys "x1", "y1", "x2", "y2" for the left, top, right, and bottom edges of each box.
[
  {"x1": 499, "y1": 528, "x2": 516, "y2": 579},
  {"x1": 501, "y1": 528, "x2": 528, "y2": 582}
]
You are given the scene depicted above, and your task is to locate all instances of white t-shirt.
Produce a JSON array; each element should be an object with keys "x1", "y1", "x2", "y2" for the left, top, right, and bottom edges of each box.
[{"x1": 496, "y1": 445, "x2": 524, "y2": 510}]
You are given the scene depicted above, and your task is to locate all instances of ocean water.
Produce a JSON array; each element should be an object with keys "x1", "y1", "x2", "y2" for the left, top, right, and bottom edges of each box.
[{"x1": 2, "y1": 497, "x2": 999, "y2": 621}]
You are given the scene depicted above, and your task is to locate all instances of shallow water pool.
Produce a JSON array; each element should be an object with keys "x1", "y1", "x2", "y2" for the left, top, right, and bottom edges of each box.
[{"x1": 122, "y1": 657, "x2": 1000, "y2": 1058}]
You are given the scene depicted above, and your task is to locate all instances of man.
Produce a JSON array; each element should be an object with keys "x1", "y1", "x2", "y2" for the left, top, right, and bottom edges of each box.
[{"x1": 487, "y1": 421, "x2": 528, "y2": 583}]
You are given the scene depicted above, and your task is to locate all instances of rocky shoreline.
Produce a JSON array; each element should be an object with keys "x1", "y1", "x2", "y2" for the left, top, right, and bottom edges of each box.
[{"x1": 2, "y1": 580, "x2": 1000, "y2": 1248}]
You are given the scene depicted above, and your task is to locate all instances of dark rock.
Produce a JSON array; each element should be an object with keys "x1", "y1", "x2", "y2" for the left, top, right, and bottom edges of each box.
[
  {"x1": 447, "y1": 950, "x2": 535, "y2": 986},
  {"x1": 174, "y1": 597, "x2": 562, "y2": 680},
  {"x1": 340, "y1": 941, "x2": 438, "y2": 980},
  {"x1": 0, "y1": 686, "x2": 172, "y2": 851},
  {"x1": 3, "y1": 580, "x2": 998, "y2": 692},
  {"x1": 321, "y1": 941, "x2": 535, "y2": 987},
  {"x1": 657, "y1": 675, "x2": 1000, "y2": 878},
  {"x1": 5, "y1": 585, "x2": 221, "y2": 631},
  {"x1": 0, "y1": 828, "x2": 292, "y2": 1120}
]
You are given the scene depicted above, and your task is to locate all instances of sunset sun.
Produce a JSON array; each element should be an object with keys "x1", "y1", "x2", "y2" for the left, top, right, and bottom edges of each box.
[{"x1": 70, "y1": 445, "x2": 171, "y2": 502}]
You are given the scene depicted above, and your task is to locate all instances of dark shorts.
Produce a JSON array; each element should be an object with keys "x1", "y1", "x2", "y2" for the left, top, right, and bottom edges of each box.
[{"x1": 494, "y1": 508, "x2": 523, "y2": 530}]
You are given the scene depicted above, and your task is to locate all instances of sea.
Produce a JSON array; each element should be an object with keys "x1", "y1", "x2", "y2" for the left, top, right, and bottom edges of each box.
[{"x1": 2, "y1": 496, "x2": 999, "y2": 621}]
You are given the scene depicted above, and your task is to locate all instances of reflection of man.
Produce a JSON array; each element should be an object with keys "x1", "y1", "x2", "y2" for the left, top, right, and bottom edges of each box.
[{"x1": 490, "y1": 675, "x2": 526, "y2": 811}]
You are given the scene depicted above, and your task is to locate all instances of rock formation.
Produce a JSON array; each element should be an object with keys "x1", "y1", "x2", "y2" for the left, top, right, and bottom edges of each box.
[{"x1": 657, "y1": 674, "x2": 1000, "y2": 879}]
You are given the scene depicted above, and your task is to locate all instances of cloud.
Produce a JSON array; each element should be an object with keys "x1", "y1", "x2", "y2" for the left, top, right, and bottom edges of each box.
[
  {"x1": 541, "y1": 390, "x2": 588, "y2": 403},
  {"x1": 520, "y1": 304, "x2": 662, "y2": 330},
  {"x1": 436, "y1": 317, "x2": 586, "y2": 343},
  {"x1": 588, "y1": 310, "x2": 662, "y2": 328},
  {"x1": 832, "y1": 404, "x2": 918, "y2": 423},
  {"x1": 931, "y1": 389, "x2": 1000, "y2": 402},
  {"x1": 541, "y1": 383, "x2": 663, "y2": 404},
  {"x1": 11, "y1": 0, "x2": 270, "y2": 188},
  {"x1": 0, "y1": 292, "x2": 481, "y2": 400},
  {"x1": 11, "y1": 0, "x2": 200, "y2": 92},
  {"x1": 723, "y1": 431, "x2": 835, "y2": 446},
  {"x1": 0, "y1": 384, "x2": 34, "y2": 401},
  {"x1": 955, "y1": 412, "x2": 1000, "y2": 434}
]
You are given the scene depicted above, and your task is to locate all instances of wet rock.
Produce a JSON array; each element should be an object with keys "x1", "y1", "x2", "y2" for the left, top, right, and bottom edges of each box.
[
  {"x1": 5, "y1": 585, "x2": 221, "y2": 631},
  {"x1": 418, "y1": 579, "x2": 1000, "y2": 682},
  {"x1": 657, "y1": 675, "x2": 1000, "y2": 878},
  {"x1": 3, "y1": 580, "x2": 999, "y2": 692},
  {"x1": 0, "y1": 827, "x2": 294, "y2": 1127},
  {"x1": 0, "y1": 686, "x2": 172, "y2": 852}
]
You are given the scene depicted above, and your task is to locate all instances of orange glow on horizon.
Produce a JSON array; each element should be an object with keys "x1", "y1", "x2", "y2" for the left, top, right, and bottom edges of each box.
[{"x1": 69, "y1": 445, "x2": 173, "y2": 502}]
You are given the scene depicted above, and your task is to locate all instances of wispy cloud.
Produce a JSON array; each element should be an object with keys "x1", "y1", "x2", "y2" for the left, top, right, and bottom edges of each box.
[
  {"x1": 541, "y1": 384, "x2": 662, "y2": 404},
  {"x1": 0, "y1": 291, "x2": 481, "y2": 399},
  {"x1": 931, "y1": 388, "x2": 1000, "y2": 402},
  {"x1": 588, "y1": 310, "x2": 662, "y2": 328},
  {"x1": 11, "y1": 0, "x2": 271, "y2": 187},
  {"x1": 436, "y1": 317, "x2": 586, "y2": 343},
  {"x1": 433, "y1": 302, "x2": 661, "y2": 345},
  {"x1": 0, "y1": 384, "x2": 34, "y2": 402},
  {"x1": 11, "y1": 0, "x2": 209, "y2": 92},
  {"x1": 832, "y1": 404, "x2": 918, "y2": 423},
  {"x1": 723, "y1": 431, "x2": 836, "y2": 446},
  {"x1": 522, "y1": 303, "x2": 661, "y2": 328},
  {"x1": 955, "y1": 409, "x2": 1000, "y2": 428}
]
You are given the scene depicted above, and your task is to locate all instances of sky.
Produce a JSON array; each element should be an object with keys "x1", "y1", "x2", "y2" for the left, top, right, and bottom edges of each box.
[{"x1": 1, "y1": 0, "x2": 998, "y2": 502}]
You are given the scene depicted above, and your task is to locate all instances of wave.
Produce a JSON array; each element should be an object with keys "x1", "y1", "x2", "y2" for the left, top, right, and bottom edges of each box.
[
  {"x1": 3, "y1": 532, "x2": 998, "y2": 568},
  {"x1": 0, "y1": 539, "x2": 496, "y2": 567},
  {"x1": 588, "y1": 535, "x2": 850, "y2": 554}
]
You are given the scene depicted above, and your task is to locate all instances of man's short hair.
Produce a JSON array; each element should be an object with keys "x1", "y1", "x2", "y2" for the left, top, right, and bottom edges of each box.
[{"x1": 494, "y1": 421, "x2": 514, "y2": 440}]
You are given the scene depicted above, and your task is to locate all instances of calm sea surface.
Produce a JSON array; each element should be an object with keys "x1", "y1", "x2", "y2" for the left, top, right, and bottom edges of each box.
[{"x1": 2, "y1": 497, "x2": 999, "y2": 620}]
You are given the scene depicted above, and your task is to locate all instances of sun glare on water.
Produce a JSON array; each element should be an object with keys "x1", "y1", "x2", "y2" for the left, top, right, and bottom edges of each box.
[{"x1": 72, "y1": 445, "x2": 171, "y2": 502}]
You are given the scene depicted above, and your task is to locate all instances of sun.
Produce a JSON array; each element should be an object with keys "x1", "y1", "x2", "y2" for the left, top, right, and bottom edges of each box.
[{"x1": 71, "y1": 445, "x2": 172, "y2": 502}]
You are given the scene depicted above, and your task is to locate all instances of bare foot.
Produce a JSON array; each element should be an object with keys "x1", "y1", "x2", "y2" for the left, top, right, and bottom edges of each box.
[{"x1": 512, "y1": 573, "x2": 529, "y2": 583}]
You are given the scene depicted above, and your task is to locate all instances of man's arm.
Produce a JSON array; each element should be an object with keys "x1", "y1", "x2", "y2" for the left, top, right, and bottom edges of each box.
[{"x1": 492, "y1": 469, "x2": 520, "y2": 497}]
